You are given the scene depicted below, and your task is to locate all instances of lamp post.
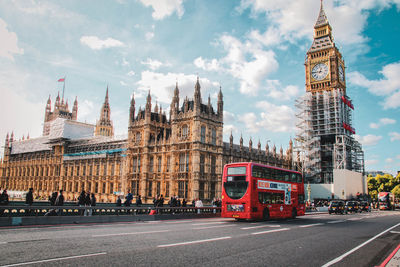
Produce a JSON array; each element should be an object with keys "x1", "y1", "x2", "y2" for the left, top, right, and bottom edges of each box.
[
  {"x1": 342, "y1": 189, "x2": 345, "y2": 200},
  {"x1": 307, "y1": 182, "x2": 311, "y2": 203}
]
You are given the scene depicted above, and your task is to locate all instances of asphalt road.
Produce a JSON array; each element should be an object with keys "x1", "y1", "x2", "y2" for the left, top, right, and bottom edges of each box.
[{"x1": 0, "y1": 210, "x2": 399, "y2": 267}]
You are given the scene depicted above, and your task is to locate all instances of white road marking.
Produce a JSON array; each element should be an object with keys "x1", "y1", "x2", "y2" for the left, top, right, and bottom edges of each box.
[
  {"x1": 390, "y1": 231, "x2": 400, "y2": 234},
  {"x1": 193, "y1": 225, "x2": 236, "y2": 230},
  {"x1": 327, "y1": 220, "x2": 346, "y2": 224},
  {"x1": 322, "y1": 222, "x2": 400, "y2": 267},
  {"x1": 192, "y1": 222, "x2": 228, "y2": 226},
  {"x1": 92, "y1": 230, "x2": 170, "y2": 237},
  {"x1": 299, "y1": 223, "x2": 324, "y2": 228},
  {"x1": 166, "y1": 220, "x2": 193, "y2": 224},
  {"x1": 158, "y1": 236, "x2": 231, "y2": 248},
  {"x1": 251, "y1": 228, "x2": 290, "y2": 235},
  {"x1": 347, "y1": 218, "x2": 363, "y2": 221},
  {"x1": 0, "y1": 242, "x2": 7, "y2": 244},
  {"x1": 241, "y1": 225, "x2": 281, "y2": 230},
  {"x1": 0, "y1": 252, "x2": 107, "y2": 267}
]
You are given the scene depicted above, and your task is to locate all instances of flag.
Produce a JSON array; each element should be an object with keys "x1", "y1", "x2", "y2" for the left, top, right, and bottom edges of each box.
[{"x1": 58, "y1": 78, "x2": 65, "y2": 82}]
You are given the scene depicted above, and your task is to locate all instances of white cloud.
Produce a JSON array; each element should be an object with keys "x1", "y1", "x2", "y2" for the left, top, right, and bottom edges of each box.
[
  {"x1": 354, "y1": 134, "x2": 382, "y2": 146},
  {"x1": 78, "y1": 100, "x2": 95, "y2": 123},
  {"x1": 265, "y1": 80, "x2": 299, "y2": 100},
  {"x1": 195, "y1": 34, "x2": 278, "y2": 96},
  {"x1": 120, "y1": 81, "x2": 128, "y2": 86},
  {"x1": 136, "y1": 71, "x2": 220, "y2": 105},
  {"x1": 223, "y1": 111, "x2": 238, "y2": 135},
  {"x1": 139, "y1": 0, "x2": 185, "y2": 20},
  {"x1": 238, "y1": 101, "x2": 295, "y2": 133},
  {"x1": 369, "y1": 118, "x2": 396, "y2": 129},
  {"x1": 12, "y1": 1, "x2": 82, "y2": 19},
  {"x1": 80, "y1": 36, "x2": 125, "y2": 50},
  {"x1": 127, "y1": 71, "x2": 135, "y2": 77},
  {"x1": 238, "y1": 0, "x2": 400, "y2": 48},
  {"x1": 145, "y1": 32, "x2": 154, "y2": 40},
  {"x1": 0, "y1": 18, "x2": 24, "y2": 60},
  {"x1": 396, "y1": 155, "x2": 400, "y2": 160},
  {"x1": 349, "y1": 62, "x2": 400, "y2": 109},
  {"x1": 389, "y1": 132, "x2": 400, "y2": 142},
  {"x1": 141, "y1": 58, "x2": 164, "y2": 70},
  {"x1": 194, "y1": 57, "x2": 221, "y2": 71}
]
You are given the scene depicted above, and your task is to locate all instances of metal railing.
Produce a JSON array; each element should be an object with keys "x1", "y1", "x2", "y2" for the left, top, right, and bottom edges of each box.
[{"x1": 0, "y1": 205, "x2": 221, "y2": 217}]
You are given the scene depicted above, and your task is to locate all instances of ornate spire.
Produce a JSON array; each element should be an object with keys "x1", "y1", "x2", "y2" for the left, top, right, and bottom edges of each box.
[
  {"x1": 146, "y1": 90, "x2": 152, "y2": 113},
  {"x1": 315, "y1": 0, "x2": 328, "y2": 28},
  {"x1": 194, "y1": 76, "x2": 201, "y2": 104},
  {"x1": 129, "y1": 93, "x2": 135, "y2": 126},
  {"x1": 105, "y1": 85, "x2": 109, "y2": 104},
  {"x1": 72, "y1": 96, "x2": 78, "y2": 120},
  {"x1": 217, "y1": 86, "x2": 223, "y2": 117}
]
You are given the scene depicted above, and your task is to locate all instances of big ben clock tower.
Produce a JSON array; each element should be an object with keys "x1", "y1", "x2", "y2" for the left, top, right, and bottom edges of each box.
[
  {"x1": 305, "y1": 0, "x2": 346, "y2": 94},
  {"x1": 297, "y1": 0, "x2": 364, "y2": 186}
]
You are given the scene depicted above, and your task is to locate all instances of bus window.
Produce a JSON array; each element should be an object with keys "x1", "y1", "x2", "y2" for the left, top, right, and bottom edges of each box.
[
  {"x1": 297, "y1": 174, "x2": 302, "y2": 183},
  {"x1": 224, "y1": 176, "x2": 248, "y2": 200},
  {"x1": 284, "y1": 173, "x2": 290, "y2": 182},
  {"x1": 227, "y1": 167, "x2": 246, "y2": 175},
  {"x1": 259, "y1": 192, "x2": 284, "y2": 204}
]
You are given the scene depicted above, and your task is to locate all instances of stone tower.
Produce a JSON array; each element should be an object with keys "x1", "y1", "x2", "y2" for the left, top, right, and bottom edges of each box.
[
  {"x1": 95, "y1": 87, "x2": 114, "y2": 137},
  {"x1": 297, "y1": 0, "x2": 364, "y2": 183}
]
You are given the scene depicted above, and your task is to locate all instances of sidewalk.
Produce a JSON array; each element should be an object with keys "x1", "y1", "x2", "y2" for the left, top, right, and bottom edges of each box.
[{"x1": 378, "y1": 244, "x2": 400, "y2": 267}]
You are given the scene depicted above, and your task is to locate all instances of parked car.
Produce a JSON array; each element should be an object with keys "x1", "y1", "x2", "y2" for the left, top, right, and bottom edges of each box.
[
  {"x1": 359, "y1": 201, "x2": 371, "y2": 212},
  {"x1": 328, "y1": 200, "x2": 345, "y2": 214},
  {"x1": 345, "y1": 201, "x2": 360, "y2": 213}
]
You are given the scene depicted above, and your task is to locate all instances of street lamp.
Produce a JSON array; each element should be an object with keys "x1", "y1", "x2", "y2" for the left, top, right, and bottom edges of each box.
[
  {"x1": 342, "y1": 189, "x2": 345, "y2": 200},
  {"x1": 307, "y1": 182, "x2": 311, "y2": 203}
]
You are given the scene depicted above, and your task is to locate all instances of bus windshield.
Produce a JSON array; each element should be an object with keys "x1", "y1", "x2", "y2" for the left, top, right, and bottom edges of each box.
[{"x1": 224, "y1": 175, "x2": 248, "y2": 199}]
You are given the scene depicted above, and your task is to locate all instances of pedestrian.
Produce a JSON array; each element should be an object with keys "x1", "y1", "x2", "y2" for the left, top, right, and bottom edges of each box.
[
  {"x1": 90, "y1": 193, "x2": 96, "y2": 216},
  {"x1": 212, "y1": 197, "x2": 217, "y2": 214},
  {"x1": 195, "y1": 198, "x2": 203, "y2": 214},
  {"x1": 0, "y1": 189, "x2": 9, "y2": 205},
  {"x1": 49, "y1": 191, "x2": 58, "y2": 206},
  {"x1": 125, "y1": 191, "x2": 133, "y2": 206},
  {"x1": 78, "y1": 190, "x2": 86, "y2": 215},
  {"x1": 182, "y1": 198, "x2": 187, "y2": 207},
  {"x1": 136, "y1": 195, "x2": 142, "y2": 206},
  {"x1": 55, "y1": 190, "x2": 64, "y2": 215},
  {"x1": 116, "y1": 196, "x2": 122, "y2": 206},
  {"x1": 25, "y1": 188, "x2": 34, "y2": 205},
  {"x1": 84, "y1": 192, "x2": 91, "y2": 216}
]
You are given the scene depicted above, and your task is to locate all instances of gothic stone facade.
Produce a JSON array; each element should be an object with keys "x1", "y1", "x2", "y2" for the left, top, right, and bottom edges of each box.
[{"x1": 0, "y1": 79, "x2": 298, "y2": 203}]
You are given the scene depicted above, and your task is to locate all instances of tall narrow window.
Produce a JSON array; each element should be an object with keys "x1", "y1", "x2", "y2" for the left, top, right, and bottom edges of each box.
[
  {"x1": 211, "y1": 156, "x2": 216, "y2": 175},
  {"x1": 201, "y1": 126, "x2": 206, "y2": 143},
  {"x1": 111, "y1": 163, "x2": 115, "y2": 176},
  {"x1": 165, "y1": 182, "x2": 169, "y2": 197},
  {"x1": 132, "y1": 157, "x2": 137, "y2": 173},
  {"x1": 157, "y1": 157, "x2": 162, "y2": 173},
  {"x1": 82, "y1": 166, "x2": 86, "y2": 176},
  {"x1": 148, "y1": 181, "x2": 153, "y2": 197},
  {"x1": 212, "y1": 128, "x2": 216, "y2": 145},
  {"x1": 200, "y1": 154, "x2": 205, "y2": 174},
  {"x1": 109, "y1": 183, "x2": 114, "y2": 194},
  {"x1": 185, "y1": 153, "x2": 189, "y2": 172},
  {"x1": 103, "y1": 163, "x2": 107, "y2": 176},
  {"x1": 149, "y1": 156, "x2": 154, "y2": 172},
  {"x1": 166, "y1": 156, "x2": 170, "y2": 172},
  {"x1": 156, "y1": 182, "x2": 160, "y2": 196},
  {"x1": 102, "y1": 182, "x2": 106, "y2": 194},
  {"x1": 179, "y1": 154, "x2": 185, "y2": 172},
  {"x1": 199, "y1": 182, "x2": 205, "y2": 200}
]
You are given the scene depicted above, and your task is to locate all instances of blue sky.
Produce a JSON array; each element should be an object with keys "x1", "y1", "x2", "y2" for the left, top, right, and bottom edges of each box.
[{"x1": 0, "y1": 0, "x2": 399, "y2": 175}]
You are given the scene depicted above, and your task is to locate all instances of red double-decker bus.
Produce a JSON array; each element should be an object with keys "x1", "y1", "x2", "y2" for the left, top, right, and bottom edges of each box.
[{"x1": 221, "y1": 162, "x2": 305, "y2": 220}]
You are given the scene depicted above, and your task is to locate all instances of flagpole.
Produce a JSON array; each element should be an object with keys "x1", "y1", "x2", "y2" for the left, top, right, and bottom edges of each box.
[{"x1": 62, "y1": 76, "x2": 66, "y2": 100}]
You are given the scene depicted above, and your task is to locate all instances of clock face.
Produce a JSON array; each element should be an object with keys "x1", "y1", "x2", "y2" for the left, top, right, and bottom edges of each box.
[
  {"x1": 339, "y1": 65, "x2": 344, "y2": 81},
  {"x1": 311, "y1": 63, "x2": 329, "y2": 81}
]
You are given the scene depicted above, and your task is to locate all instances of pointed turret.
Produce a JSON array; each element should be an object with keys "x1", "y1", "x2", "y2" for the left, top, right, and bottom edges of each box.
[
  {"x1": 154, "y1": 101, "x2": 159, "y2": 113},
  {"x1": 194, "y1": 76, "x2": 201, "y2": 104},
  {"x1": 129, "y1": 93, "x2": 135, "y2": 126},
  {"x1": 5, "y1": 133, "x2": 9, "y2": 147},
  {"x1": 95, "y1": 87, "x2": 113, "y2": 137},
  {"x1": 10, "y1": 131, "x2": 14, "y2": 143},
  {"x1": 72, "y1": 96, "x2": 78, "y2": 120},
  {"x1": 258, "y1": 139, "x2": 261, "y2": 153},
  {"x1": 146, "y1": 90, "x2": 152, "y2": 114},
  {"x1": 217, "y1": 86, "x2": 223, "y2": 117},
  {"x1": 315, "y1": 0, "x2": 328, "y2": 28},
  {"x1": 249, "y1": 137, "x2": 253, "y2": 152},
  {"x1": 171, "y1": 82, "x2": 180, "y2": 118},
  {"x1": 229, "y1": 132, "x2": 233, "y2": 149},
  {"x1": 45, "y1": 95, "x2": 52, "y2": 121},
  {"x1": 55, "y1": 92, "x2": 60, "y2": 110},
  {"x1": 240, "y1": 134, "x2": 243, "y2": 150}
]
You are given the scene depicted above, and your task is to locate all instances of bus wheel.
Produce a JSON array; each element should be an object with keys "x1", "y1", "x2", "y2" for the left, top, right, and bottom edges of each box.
[
  {"x1": 263, "y1": 208, "x2": 270, "y2": 221},
  {"x1": 291, "y1": 208, "x2": 297, "y2": 219}
]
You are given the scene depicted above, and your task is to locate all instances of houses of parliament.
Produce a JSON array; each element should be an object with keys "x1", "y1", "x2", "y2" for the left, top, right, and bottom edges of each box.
[{"x1": 0, "y1": 78, "x2": 298, "y2": 203}]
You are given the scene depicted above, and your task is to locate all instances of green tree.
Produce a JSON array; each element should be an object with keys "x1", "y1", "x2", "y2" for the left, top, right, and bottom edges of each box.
[{"x1": 392, "y1": 184, "x2": 400, "y2": 198}]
